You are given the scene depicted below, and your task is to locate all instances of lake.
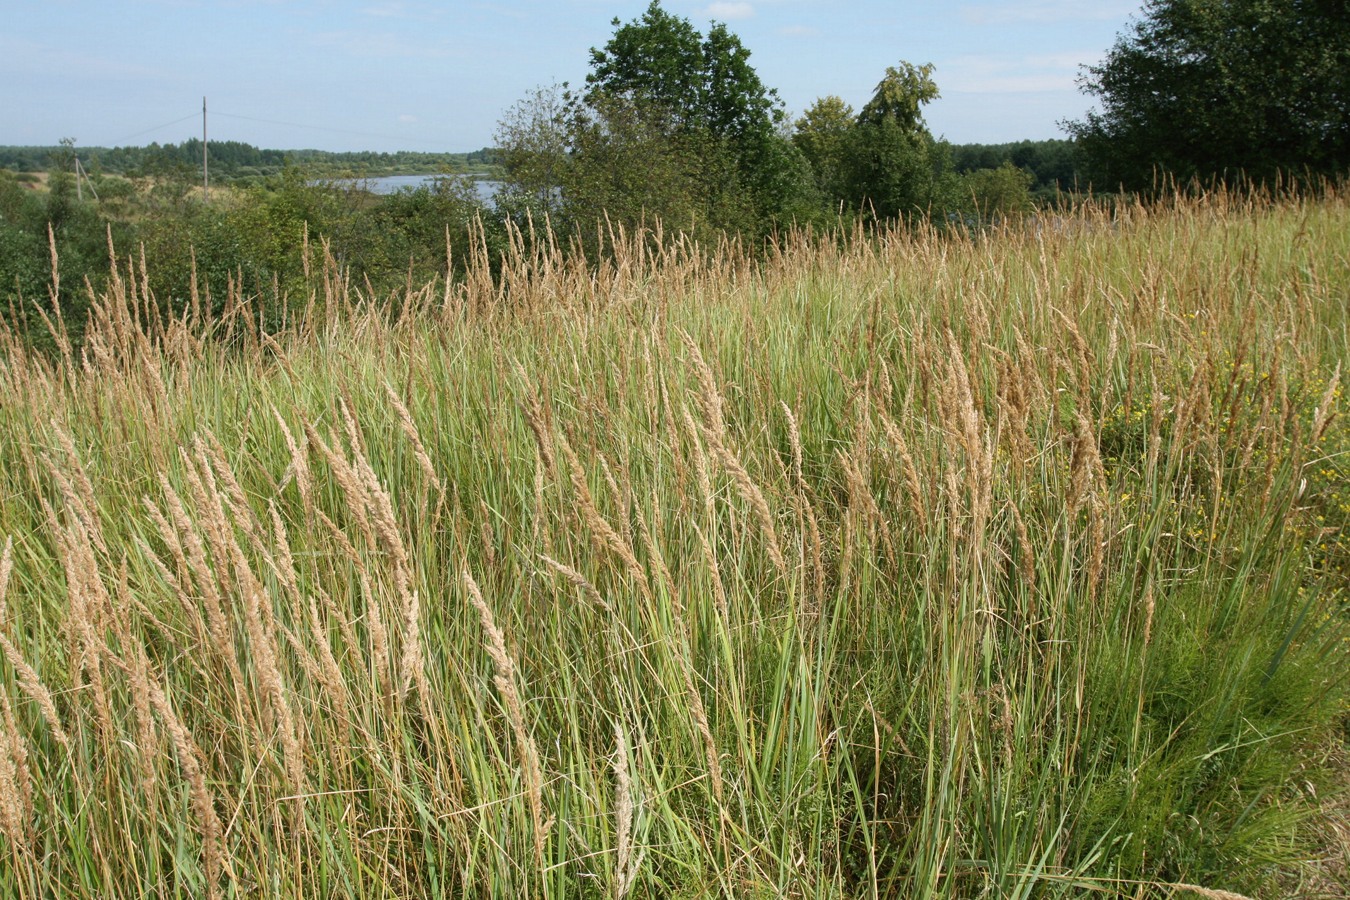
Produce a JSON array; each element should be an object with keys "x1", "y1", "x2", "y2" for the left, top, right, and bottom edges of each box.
[{"x1": 326, "y1": 174, "x2": 499, "y2": 204}]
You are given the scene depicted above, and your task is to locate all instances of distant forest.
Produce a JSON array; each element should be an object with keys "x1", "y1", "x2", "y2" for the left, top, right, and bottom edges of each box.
[
  {"x1": 0, "y1": 137, "x2": 1079, "y2": 196},
  {"x1": 947, "y1": 139, "x2": 1082, "y2": 199},
  {"x1": 0, "y1": 140, "x2": 502, "y2": 183}
]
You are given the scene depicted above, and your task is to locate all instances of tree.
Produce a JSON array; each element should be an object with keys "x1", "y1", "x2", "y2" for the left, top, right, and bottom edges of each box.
[
  {"x1": 793, "y1": 96, "x2": 855, "y2": 200},
  {"x1": 857, "y1": 62, "x2": 940, "y2": 132},
  {"x1": 495, "y1": 1, "x2": 819, "y2": 240},
  {"x1": 1067, "y1": 0, "x2": 1350, "y2": 191},
  {"x1": 585, "y1": 1, "x2": 781, "y2": 145},
  {"x1": 841, "y1": 62, "x2": 953, "y2": 220},
  {"x1": 959, "y1": 162, "x2": 1035, "y2": 224},
  {"x1": 493, "y1": 83, "x2": 573, "y2": 221}
]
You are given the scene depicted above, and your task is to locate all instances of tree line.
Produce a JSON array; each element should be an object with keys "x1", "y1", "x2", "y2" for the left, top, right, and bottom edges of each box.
[
  {"x1": 0, "y1": 142, "x2": 499, "y2": 183},
  {"x1": 2, "y1": 0, "x2": 1346, "y2": 349},
  {"x1": 492, "y1": 4, "x2": 1050, "y2": 245},
  {"x1": 492, "y1": 0, "x2": 1346, "y2": 242}
]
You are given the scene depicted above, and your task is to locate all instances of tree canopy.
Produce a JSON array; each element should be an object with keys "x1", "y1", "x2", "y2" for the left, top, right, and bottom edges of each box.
[
  {"x1": 497, "y1": 4, "x2": 1045, "y2": 238},
  {"x1": 585, "y1": 1, "x2": 781, "y2": 144},
  {"x1": 1068, "y1": 0, "x2": 1350, "y2": 190},
  {"x1": 497, "y1": 1, "x2": 816, "y2": 240}
]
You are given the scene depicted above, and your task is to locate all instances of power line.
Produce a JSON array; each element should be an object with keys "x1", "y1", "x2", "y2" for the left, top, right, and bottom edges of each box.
[
  {"x1": 101, "y1": 108, "x2": 468, "y2": 151},
  {"x1": 212, "y1": 111, "x2": 456, "y2": 148},
  {"x1": 113, "y1": 113, "x2": 200, "y2": 144}
]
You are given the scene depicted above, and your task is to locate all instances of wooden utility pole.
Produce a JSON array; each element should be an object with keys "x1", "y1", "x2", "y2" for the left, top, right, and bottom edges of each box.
[
  {"x1": 73, "y1": 158, "x2": 99, "y2": 202},
  {"x1": 203, "y1": 96, "x2": 209, "y2": 202}
]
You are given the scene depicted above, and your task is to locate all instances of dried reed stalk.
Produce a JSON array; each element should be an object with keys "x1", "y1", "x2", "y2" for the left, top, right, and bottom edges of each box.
[
  {"x1": 462, "y1": 567, "x2": 549, "y2": 869},
  {"x1": 271, "y1": 407, "x2": 314, "y2": 522},
  {"x1": 0, "y1": 624, "x2": 71, "y2": 754},
  {"x1": 879, "y1": 412, "x2": 927, "y2": 528},
  {"x1": 680, "y1": 651, "x2": 724, "y2": 809},
  {"x1": 680, "y1": 404, "x2": 715, "y2": 520},
  {"x1": 112, "y1": 562, "x2": 160, "y2": 797},
  {"x1": 941, "y1": 329, "x2": 993, "y2": 541},
  {"x1": 538, "y1": 554, "x2": 611, "y2": 614},
  {"x1": 1007, "y1": 500, "x2": 1037, "y2": 597},
  {"x1": 1168, "y1": 885, "x2": 1255, "y2": 900},
  {"x1": 358, "y1": 569, "x2": 392, "y2": 703},
  {"x1": 383, "y1": 379, "x2": 444, "y2": 496},
  {"x1": 237, "y1": 560, "x2": 305, "y2": 794},
  {"x1": 559, "y1": 437, "x2": 650, "y2": 596},
  {"x1": 269, "y1": 504, "x2": 349, "y2": 714},
  {"x1": 0, "y1": 537, "x2": 10, "y2": 631},
  {"x1": 1310, "y1": 363, "x2": 1340, "y2": 445},
  {"x1": 612, "y1": 720, "x2": 643, "y2": 898},
  {"x1": 714, "y1": 443, "x2": 787, "y2": 579},
  {"x1": 0, "y1": 539, "x2": 33, "y2": 852},
  {"x1": 679, "y1": 331, "x2": 727, "y2": 449},
  {"x1": 154, "y1": 473, "x2": 247, "y2": 706},
  {"x1": 144, "y1": 666, "x2": 226, "y2": 900},
  {"x1": 0, "y1": 686, "x2": 32, "y2": 854},
  {"x1": 398, "y1": 587, "x2": 430, "y2": 706},
  {"x1": 512, "y1": 360, "x2": 556, "y2": 475}
]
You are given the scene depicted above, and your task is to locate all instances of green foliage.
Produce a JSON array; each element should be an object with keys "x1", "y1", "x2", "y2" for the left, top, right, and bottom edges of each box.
[
  {"x1": 1068, "y1": 0, "x2": 1350, "y2": 190},
  {"x1": 565, "y1": 93, "x2": 755, "y2": 239},
  {"x1": 847, "y1": 123, "x2": 957, "y2": 220},
  {"x1": 857, "y1": 62, "x2": 940, "y2": 132},
  {"x1": 0, "y1": 151, "x2": 134, "y2": 347},
  {"x1": 0, "y1": 159, "x2": 498, "y2": 347},
  {"x1": 0, "y1": 184, "x2": 48, "y2": 324},
  {"x1": 792, "y1": 61, "x2": 961, "y2": 223},
  {"x1": 950, "y1": 138, "x2": 1082, "y2": 199},
  {"x1": 958, "y1": 161, "x2": 1036, "y2": 223},
  {"x1": 585, "y1": 1, "x2": 782, "y2": 143},
  {"x1": 493, "y1": 84, "x2": 572, "y2": 222},
  {"x1": 793, "y1": 96, "x2": 855, "y2": 201},
  {"x1": 0, "y1": 143, "x2": 498, "y2": 183},
  {"x1": 498, "y1": 1, "x2": 821, "y2": 241},
  {"x1": 344, "y1": 175, "x2": 489, "y2": 287},
  {"x1": 838, "y1": 66, "x2": 950, "y2": 221}
]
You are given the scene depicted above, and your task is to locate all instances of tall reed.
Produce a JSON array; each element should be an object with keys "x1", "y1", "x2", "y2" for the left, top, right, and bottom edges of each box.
[{"x1": 0, "y1": 186, "x2": 1344, "y2": 898}]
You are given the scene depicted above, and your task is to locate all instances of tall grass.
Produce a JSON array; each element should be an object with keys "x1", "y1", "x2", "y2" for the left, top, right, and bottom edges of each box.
[{"x1": 0, "y1": 189, "x2": 1345, "y2": 898}]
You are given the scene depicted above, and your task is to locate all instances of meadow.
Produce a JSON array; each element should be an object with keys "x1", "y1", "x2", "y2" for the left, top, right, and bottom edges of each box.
[{"x1": 0, "y1": 189, "x2": 1345, "y2": 898}]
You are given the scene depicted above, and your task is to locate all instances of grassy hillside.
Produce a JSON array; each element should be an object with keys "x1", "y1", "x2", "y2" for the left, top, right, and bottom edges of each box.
[{"x1": 0, "y1": 190, "x2": 1345, "y2": 898}]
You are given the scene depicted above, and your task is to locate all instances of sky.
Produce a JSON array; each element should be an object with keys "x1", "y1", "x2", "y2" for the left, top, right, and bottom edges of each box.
[{"x1": 2, "y1": 0, "x2": 1145, "y2": 153}]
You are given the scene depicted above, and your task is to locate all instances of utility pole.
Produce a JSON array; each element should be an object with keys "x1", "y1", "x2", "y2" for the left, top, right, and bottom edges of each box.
[
  {"x1": 203, "y1": 96, "x2": 209, "y2": 202},
  {"x1": 73, "y1": 158, "x2": 99, "y2": 202}
]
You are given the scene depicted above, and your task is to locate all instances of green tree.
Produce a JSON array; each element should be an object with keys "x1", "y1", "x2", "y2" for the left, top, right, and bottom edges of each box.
[
  {"x1": 842, "y1": 62, "x2": 953, "y2": 220},
  {"x1": 585, "y1": 1, "x2": 781, "y2": 144},
  {"x1": 959, "y1": 162, "x2": 1035, "y2": 224},
  {"x1": 493, "y1": 83, "x2": 573, "y2": 222},
  {"x1": 583, "y1": 0, "x2": 813, "y2": 229},
  {"x1": 793, "y1": 96, "x2": 856, "y2": 201},
  {"x1": 494, "y1": 0, "x2": 819, "y2": 240},
  {"x1": 347, "y1": 176, "x2": 489, "y2": 288},
  {"x1": 0, "y1": 169, "x2": 50, "y2": 334},
  {"x1": 566, "y1": 93, "x2": 752, "y2": 240},
  {"x1": 1067, "y1": 0, "x2": 1350, "y2": 191},
  {"x1": 857, "y1": 62, "x2": 940, "y2": 132}
]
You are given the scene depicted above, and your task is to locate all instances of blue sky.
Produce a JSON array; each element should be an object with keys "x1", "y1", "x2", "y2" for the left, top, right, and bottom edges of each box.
[{"x1": 2, "y1": 1, "x2": 1144, "y2": 152}]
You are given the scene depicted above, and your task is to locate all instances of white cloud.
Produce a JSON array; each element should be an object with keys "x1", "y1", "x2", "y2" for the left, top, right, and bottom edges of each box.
[
  {"x1": 398, "y1": 113, "x2": 418, "y2": 123},
  {"x1": 702, "y1": 2, "x2": 755, "y2": 21},
  {"x1": 960, "y1": 1, "x2": 1137, "y2": 26},
  {"x1": 309, "y1": 30, "x2": 449, "y2": 59},
  {"x1": 940, "y1": 52, "x2": 1099, "y2": 94}
]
